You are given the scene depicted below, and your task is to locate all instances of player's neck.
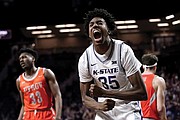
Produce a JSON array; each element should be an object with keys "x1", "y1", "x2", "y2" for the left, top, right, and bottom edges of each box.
[
  {"x1": 143, "y1": 70, "x2": 155, "y2": 74},
  {"x1": 94, "y1": 38, "x2": 112, "y2": 54},
  {"x1": 25, "y1": 66, "x2": 38, "y2": 76}
]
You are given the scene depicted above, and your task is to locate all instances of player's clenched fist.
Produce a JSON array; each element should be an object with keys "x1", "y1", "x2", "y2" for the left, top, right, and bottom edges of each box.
[
  {"x1": 97, "y1": 99, "x2": 115, "y2": 111},
  {"x1": 89, "y1": 84, "x2": 104, "y2": 97}
]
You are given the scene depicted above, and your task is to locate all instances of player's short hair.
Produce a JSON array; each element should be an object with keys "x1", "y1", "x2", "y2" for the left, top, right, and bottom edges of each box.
[
  {"x1": 83, "y1": 8, "x2": 117, "y2": 36},
  {"x1": 141, "y1": 53, "x2": 158, "y2": 66},
  {"x1": 18, "y1": 47, "x2": 38, "y2": 62}
]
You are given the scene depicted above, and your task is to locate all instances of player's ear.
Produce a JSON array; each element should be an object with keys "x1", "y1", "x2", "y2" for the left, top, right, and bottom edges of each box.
[
  {"x1": 142, "y1": 65, "x2": 146, "y2": 70},
  {"x1": 32, "y1": 56, "x2": 36, "y2": 62},
  {"x1": 154, "y1": 66, "x2": 157, "y2": 70},
  {"x1": 108, "y1": 30, "x2": 112, "y2": 35}
]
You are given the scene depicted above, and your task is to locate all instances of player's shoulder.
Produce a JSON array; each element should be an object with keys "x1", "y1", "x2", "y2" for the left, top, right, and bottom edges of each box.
[
  {"x1": 16, "y1": 76, "x2": 20, "y2": 82},
  {"x1": 85, "y1": 43, "x2": 93, "y2": 52},
  {"x1": 154, "y1": 75, "x2": 166, "y2": 84},
  {"x1": 43, "y1": 67, "x2": 52, "y2": 73},
  {"x1": 113, "y1": 39, "x2": 132, "y2": 53},
  {"x1": 112, "y1": 38, "x2": 124, "y2": 44},
  {"x1": 155, "y1": 75, "x2": 164, "y2": 80},
  {"x1": 113, "y1": 39, "x2": 130, "y2": 47}
]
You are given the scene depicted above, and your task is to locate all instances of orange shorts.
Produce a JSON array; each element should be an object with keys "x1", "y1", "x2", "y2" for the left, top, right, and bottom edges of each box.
[{"x1": 23, "y1": 108, "x2": 55, "y2": 120}]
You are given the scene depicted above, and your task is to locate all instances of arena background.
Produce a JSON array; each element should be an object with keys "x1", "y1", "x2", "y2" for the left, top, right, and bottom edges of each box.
[{"x1": 0, "y1": 0, "x2": 180, "y2": 119}]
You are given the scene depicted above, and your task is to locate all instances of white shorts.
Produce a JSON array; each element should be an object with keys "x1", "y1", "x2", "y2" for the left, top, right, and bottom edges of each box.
[{"x1": 95, "y1": 102, "x2": 142, "y2": 120}]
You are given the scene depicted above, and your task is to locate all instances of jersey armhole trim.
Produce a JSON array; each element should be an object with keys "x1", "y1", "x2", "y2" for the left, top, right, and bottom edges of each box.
[{"x1": 119, "y1": 42, "x2": 126, "y2": 74}]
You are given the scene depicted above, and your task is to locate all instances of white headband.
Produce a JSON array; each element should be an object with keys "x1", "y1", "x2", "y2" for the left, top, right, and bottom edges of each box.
[{"x1": 143, "y1": 62, "x2": 157, "y2": 68}]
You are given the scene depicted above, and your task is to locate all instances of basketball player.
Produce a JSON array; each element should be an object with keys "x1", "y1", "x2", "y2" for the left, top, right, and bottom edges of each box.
[
  {"x1": 78, "y1": 8, "x2": 147, "y2": 120},
  {"x1": 16, "y1": 48, "x2": 62, "y2": 120},
  {"x1": 140, "y1": 53, "x2": 167, "y2": 120}
]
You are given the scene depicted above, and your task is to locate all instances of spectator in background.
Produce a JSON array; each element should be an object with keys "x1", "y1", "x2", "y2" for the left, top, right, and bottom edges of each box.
[
  {"x1": 140, "y1": 53, "x2": 167, "y2": 120},
  {"x1": 16, "y1": 47, "x2": 62, "y2": 120}
]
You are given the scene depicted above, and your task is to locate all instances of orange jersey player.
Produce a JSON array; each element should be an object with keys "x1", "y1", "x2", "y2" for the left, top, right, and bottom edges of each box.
[
  {"x1": 16, "y1": 47, "x2": 62, "y2": 120},
  {"x1": 140, "y1": 53, "x2": 167, "y2": 120}
]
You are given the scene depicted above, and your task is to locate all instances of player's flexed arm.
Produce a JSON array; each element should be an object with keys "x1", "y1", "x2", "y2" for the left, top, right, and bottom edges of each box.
[
  {"x1": 80, "y1": 81, "x2": 115, "y2": 111},
  {"x1": 44, "y1": 68, "x2": 62, "y2": 120},
  {"x1": 78, "y1": 50, "x2": 115, "y2": 111}
]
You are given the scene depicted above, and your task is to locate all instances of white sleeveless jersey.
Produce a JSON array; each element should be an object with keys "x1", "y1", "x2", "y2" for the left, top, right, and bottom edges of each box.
[{"x1": 78, "y1": 39, "x2": 142, "y2": 105}]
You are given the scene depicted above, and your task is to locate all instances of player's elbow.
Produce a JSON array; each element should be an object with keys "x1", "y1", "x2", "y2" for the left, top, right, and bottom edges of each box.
[
  {"x1": 139, "y1": 93, "x2": 147, "y2": 101},
  {"x1": 139, "y1": 89, "x2": 148, "y2": 100},
  {"x1": 81, "y1": 98, "x2": 86, "y2": 106},
  {"x1": 143, "y1": 90, "x2": 148, "y2": 100},
  {"x1": 81, "y1": 96, "x2": 89, "y2": 106}
]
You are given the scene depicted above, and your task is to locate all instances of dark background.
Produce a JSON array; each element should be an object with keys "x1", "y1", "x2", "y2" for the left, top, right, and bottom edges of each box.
[{"x1": 0, "y1": 0, "x2": 180, "y2": 120}]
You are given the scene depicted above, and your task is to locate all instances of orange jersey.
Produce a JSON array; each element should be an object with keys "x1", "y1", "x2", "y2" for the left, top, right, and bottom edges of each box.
[
  {"x1": 19, "y1": 67, "x2": 53, "y2": 111},
  {"x1": 140, "y1": 73, "x2": 159, "y2": 120}
]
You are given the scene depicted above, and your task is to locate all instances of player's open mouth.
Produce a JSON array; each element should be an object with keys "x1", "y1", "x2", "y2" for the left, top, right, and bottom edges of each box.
[{"x1": 93, "y1": 31, "x2": 102, "y2": 41}]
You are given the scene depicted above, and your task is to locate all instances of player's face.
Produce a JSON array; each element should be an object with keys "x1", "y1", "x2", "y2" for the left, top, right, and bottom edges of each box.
[
  {"x1": 88, "y1": 17, "x2": 109, "y2": 46},
  {"x1": 19, "y1": 52, "x2": 35, "y2": 69}
]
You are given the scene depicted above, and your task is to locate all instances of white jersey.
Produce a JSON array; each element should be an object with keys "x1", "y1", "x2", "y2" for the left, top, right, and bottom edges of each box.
[{"x1": 78, "y1": 39, "x2": 142, "y2": 120}]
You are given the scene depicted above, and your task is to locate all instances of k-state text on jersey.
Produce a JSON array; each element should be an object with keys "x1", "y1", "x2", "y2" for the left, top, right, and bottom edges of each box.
[{"x1": 93, "y1": 67, "x2": 119, "y2": 75}]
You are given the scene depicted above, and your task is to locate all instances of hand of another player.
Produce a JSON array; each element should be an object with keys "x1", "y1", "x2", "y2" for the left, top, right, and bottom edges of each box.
[
  {"x1": 98, "y1": 99, "x2": 115, "y2": 111},
  {"x1": 89, "y1": 84, "x2": 103, "y2": 97}
]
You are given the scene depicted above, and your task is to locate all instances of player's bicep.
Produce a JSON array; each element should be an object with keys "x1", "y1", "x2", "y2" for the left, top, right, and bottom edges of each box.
[
  {"x1": 121, "y1": 44, "x2": 141, "y2": 77},
  {"x1": 156, "y1": 78, "x2": 166, "y2": 109},
  {"x1": 49, "y1": 80, "x2": 61, "y2": 98},
  {"x1": 16, "y1": 78, "x2": 24, "y2": 104},
  {"x1": 128, "y1": 70, "x2": 144, "y2": 88},
  {"x1": 16, "y1": 78, "x2": 20, "y2": 91},
  {"x1": 80, "y1": 82, "x2": 92, "y2": 98},
  {"x1": 44, "y1": 69, "x2": 60, "y2": 96}
]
